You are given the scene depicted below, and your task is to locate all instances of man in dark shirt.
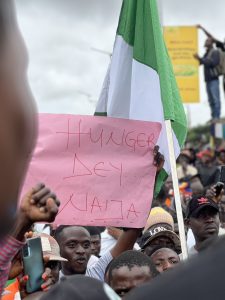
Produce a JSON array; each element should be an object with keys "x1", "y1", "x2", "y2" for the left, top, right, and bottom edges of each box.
[
  {"x1": 197, "y1": 24, "x2": 225, "y2": 92},
  {"x1": 194, "y1": 37, "x2": 221, "y2": 120}
]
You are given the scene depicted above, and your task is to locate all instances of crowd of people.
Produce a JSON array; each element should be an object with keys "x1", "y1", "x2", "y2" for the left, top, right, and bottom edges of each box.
[
  {"x1": 1, "y1": 1, "x2": 225, "y2": 300},
  {"x1": 2, "y1": 143, "x2": 225, "y2": 299}
]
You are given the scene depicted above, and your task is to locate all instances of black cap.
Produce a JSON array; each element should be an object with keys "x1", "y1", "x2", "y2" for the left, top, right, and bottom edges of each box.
[
  {"x1": 141, "y1": 226, "x2": 181, "y2": 254},
  {"x1": 186, "y1": 196, "x2": 219, "y2": 218},
  {"x1": 40, "y1": 275, "x2": 120, "y2": 300}
]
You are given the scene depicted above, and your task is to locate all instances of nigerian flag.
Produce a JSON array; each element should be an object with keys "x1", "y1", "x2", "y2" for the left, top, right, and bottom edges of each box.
[{"x1": 95, "y1": 0, "x2": 187, "y2": 194}]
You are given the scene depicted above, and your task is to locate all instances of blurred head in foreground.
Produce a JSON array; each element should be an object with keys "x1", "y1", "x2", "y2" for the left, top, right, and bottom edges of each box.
[{"x1": 108, "y1": 250, "x2": 158, "y2": 298}]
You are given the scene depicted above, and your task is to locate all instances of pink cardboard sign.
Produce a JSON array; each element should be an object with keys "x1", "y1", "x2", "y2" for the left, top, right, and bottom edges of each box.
[{"x1": 22, "y1": 114, "x2": 162, "y2": 228}]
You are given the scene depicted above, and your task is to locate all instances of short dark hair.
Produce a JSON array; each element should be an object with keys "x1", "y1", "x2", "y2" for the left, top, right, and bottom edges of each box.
[
  {"x1": 108, "y1": 250, "x2": 159, "y2": 283},
  {"x1": 54, "y1": 225, "x2": 71, "y2": 243},
  {"x1": 54, "y1": 225, "x2": 90, "y2": 244},
  {"x1": 85, "y1": 226, "x2": 101, "y2": 238},
  {"x1": 144, "y1": 245, "x2": 179, "y2": 257}
]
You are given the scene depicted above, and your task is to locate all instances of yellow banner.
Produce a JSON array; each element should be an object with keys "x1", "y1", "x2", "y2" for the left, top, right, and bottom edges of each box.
[{"x1": 164, "y1": 26, "x2": 200, "y2": 103}]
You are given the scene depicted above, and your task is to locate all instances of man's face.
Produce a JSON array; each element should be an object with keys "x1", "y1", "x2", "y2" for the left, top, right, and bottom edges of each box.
[
  {"x1": 59, "y1": 227, "x2": 91, "y2": 275},
  {"x1": 151, "y1": 248, "x2": 180, "y2": 274},
  {"x1": 110, "y1": 265, "x2": 152, "y2": 298},
  {"x1": 189, "y1": 207, "x2": 220, "y2": 242},
  {"x1": 205, "y1": 37, "x2": 213, "y2": 48},
  {"x1": 90, "y1": 234, "x2": 101, "y2": 257}
]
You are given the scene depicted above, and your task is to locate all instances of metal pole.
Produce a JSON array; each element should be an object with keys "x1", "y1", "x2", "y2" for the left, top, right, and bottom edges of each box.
[{"x1": 165, "y1": 120, "x2": 188, "y2": 260}]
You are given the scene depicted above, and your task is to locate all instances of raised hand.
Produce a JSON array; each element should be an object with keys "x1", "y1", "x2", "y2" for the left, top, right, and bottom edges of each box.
[{"x1": 20, "y1": 183, "x2": 60, "y2": 224}]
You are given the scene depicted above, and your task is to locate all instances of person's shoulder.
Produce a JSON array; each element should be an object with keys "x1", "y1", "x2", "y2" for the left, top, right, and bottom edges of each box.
[
  {"x1": 98, "y1": 251, "x2": 113, "y2": 263},
  {"x1": 88, "y1": 251, "x2": 113, "y2": 273},
  {"x1": 212, "y1": 48, "x2": 221, "y2": 55},
  {"x1": 188, "y1": 246, "x2": 198, "y2": 257},
  {"x1": 87, "y1": 255, "x2": 99, "y2": 268}
]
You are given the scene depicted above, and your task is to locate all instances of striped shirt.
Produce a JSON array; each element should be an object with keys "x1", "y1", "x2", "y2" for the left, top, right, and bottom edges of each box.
[{"x1": 0, "y1": 237, "x2": 24, "y2": 296}]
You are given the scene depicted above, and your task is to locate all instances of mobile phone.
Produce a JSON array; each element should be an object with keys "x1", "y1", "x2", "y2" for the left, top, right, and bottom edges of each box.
[
  {"x1": 22, "y1": 237, "x2": 44, "y2": 293},
  {"x1": 215, "y1": 166, "x2": 225, "y2": 197}
]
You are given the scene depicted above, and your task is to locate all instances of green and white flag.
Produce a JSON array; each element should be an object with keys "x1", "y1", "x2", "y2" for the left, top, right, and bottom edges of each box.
[{"x1": 95, "y1": 0, "x2": 187, "y2": 194}]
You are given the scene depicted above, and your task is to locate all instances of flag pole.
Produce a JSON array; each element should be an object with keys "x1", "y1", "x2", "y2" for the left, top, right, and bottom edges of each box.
[{"x1": 165, "y1": 120, "x2": 188, "y2": 260}]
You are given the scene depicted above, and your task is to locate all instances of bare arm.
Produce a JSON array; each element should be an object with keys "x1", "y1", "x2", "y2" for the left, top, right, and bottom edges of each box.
[
  {"x1": 0, "y1": 1, "x2": 37, "y2": 237},
  {"x1": 197, "y1": 24, "x2": 221, "y2": 44},
  {"x1": 110, "y1": 228, "x2": 141, "y2": 258},
  {"x1": 197, "y1": 25, "x2": 214, "y2": 38}
]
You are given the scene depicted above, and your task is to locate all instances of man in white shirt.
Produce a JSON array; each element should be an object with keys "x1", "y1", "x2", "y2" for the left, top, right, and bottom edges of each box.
[{"x1": 55, "y1": 226, "x2": 141, "y2": 282}]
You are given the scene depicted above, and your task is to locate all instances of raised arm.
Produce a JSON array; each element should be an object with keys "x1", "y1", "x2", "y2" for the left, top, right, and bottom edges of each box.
[
  {"x1": 110, "y1": 146, "x2": 164, "y2": 258},
  {"x1": 197, "y1": 25, "x2": 214, "y2": 39},
  {"x1": 110, "y1": 228, "x2": 141, "y2": 258},
  {"x1": 197, "y1": 24, "x2": 222, "y2": 45}
]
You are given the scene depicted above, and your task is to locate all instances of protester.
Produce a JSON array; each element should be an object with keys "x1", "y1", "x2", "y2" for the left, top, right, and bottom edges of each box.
[
  {"x1": 197, "y1": 24, "x2": 225, "y2": 92},
  {"x1": 108, "y1": 250, "x2": 158, "y2": 298},
  {"x1": 40, "y1": 275, "x2": 120, "y2": 300},
  {"x1": 143, "y1": 207, "x2": 174, "y2": 234},
  {"x1": 186, "y1": 196, "x2": 220, "y2": 256},
  {"x1": 152, "y1": 184, "x2": 176, "y2": 216},
  {"x1": 189, "y1": 175, "x2": 204, "y2": 196},
  {"x1": 150, "y1": 247, "x2": 180, "y2": 274},
  {"x1": 187, "y1": 184, "x2": 225, "y2": 251},
  {"x1": 176, "y1": 150, "x2": 198, "y2": 182},
  {"x1": 194, "y1": 36, "x2": 221, "y2": 120},
  {"x1": 154, "y1": 178, "x2": 173, "y2": 209},
  {"x1": 195, "y1": 150, "x2": 219, "y2": 188},
  {"x1": 84, "y1": 227, "x2": 102, "y2": 268},
  {"x1": 142, "y1": 229, "x2": 181, "y2": 258},
  {"x1": 55, "y1": 225, "x2": 142, "y2": 282},
  {"x1": 85, "y1": 227, "x2": 101, "y2": 257},
  {"x1": 140, "y1": 207, "x2": 181, "y2": 255},
  {"x1": 0, "y1": 183, "x2": 60, "y2": 298}
]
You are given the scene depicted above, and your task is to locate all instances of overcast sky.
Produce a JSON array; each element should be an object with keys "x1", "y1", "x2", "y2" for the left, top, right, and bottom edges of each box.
[{"x1": 15, "y1": 0, "x2": 225, "y2": 127}]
